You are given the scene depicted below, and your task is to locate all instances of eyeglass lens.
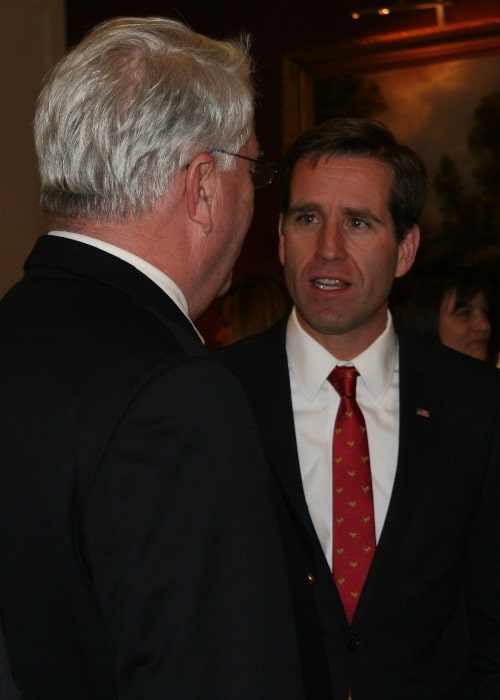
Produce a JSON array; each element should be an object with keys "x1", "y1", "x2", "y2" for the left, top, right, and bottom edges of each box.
[
  {"x1": 252, "y1": 162, "x2": 278, "y2": 190},
  {"x1": 212, "y1": 150, "x2": 278, "y2": 190}
]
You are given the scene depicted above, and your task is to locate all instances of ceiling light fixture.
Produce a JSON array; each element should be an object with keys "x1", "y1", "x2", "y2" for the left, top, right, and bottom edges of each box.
[{"x1": 350, "y1": 1, "x2": 454, "y2": 26}]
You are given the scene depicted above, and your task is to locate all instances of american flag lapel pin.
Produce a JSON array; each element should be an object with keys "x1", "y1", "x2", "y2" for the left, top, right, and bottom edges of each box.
[{"x1": 416, "y1": 407, "x2": 430, "y2": 418}]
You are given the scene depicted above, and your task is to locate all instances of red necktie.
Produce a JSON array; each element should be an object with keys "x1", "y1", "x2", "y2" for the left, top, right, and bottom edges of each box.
[{"x1": 328, "y1": 366, "x2": 375, "y2": 623}]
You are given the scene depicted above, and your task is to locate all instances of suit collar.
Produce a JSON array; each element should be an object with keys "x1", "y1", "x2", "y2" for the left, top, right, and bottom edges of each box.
[
  {"x1": 286, "y1": 307, "x2": 399, "y2": 402},
  {"x1": 25, "y1": 235, "x2": 203, "y2": 353},
  {"x1": 49, "y1": 230, "x2": 191, "y2": 320}
]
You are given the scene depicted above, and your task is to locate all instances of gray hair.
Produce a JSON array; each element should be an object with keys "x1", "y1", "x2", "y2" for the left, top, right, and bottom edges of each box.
[{"x1": 34, "y1": 17, "x2": 255, "y2": 221}]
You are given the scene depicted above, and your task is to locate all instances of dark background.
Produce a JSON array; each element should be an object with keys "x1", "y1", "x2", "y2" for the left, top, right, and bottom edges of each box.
[{"x1": 64, "y1": 1, "x2": 500, "y2": 342}]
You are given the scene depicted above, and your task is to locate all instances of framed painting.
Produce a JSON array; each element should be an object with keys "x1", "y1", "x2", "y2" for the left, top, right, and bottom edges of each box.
[{"x1": 282, "y1": 18, "x2": 500, "y2": 257}]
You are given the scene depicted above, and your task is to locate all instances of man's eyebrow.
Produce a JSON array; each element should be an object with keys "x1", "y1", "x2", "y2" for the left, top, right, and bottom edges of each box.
[
  {"x1": 343, "y1": 206, "x2": 383, "y2": 225},
  {"x1": 286, "y1": 202, "x2": 323, "y2": 215}
]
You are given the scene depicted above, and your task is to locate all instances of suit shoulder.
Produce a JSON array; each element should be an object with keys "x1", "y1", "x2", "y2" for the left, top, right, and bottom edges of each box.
[
  {"x1": 217, "y1": 319, "x2": 287, "y2": 368},
  {"x1": 397, "y1": 326, "x2": 500, "y2": 395}
]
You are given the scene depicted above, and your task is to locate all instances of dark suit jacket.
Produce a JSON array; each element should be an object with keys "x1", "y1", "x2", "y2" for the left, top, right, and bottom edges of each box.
[
  {"x1": 0, "y1": 236, "x2": 307, "y2": 700},
  {"x1": 0, "y1": 620, "x2": 21, "y2": 700},
  {"x1": 219, "y1": 316, "x2": 500, "y2": 700}
]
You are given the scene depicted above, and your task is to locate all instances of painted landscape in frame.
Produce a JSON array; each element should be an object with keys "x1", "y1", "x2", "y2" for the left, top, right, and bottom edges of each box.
[{"x1": 282, "y1": 20, "x2": 500, "y2": 261}]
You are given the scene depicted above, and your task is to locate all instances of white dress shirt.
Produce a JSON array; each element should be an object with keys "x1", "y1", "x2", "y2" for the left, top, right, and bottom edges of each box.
[
  {"x1": 48, "y1": 230, "x2": 203, "y2": 340},
  {"x1": 286, "y1": 307, "x2": 399, "y2": 569}
]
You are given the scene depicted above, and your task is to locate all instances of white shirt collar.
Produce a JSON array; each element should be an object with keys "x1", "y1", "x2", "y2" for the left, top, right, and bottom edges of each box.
[
  {"x1": 286, "y1": 306, "x2": 398, "y2": 401},
  {"x1": 48, "y1": 231, "x2": 203, "y2": 341}
]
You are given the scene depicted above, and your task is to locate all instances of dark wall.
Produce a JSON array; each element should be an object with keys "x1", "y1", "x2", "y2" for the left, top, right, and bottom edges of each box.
[{"x1": 65, "y1": 0, "x2": 500, "y2": 176}]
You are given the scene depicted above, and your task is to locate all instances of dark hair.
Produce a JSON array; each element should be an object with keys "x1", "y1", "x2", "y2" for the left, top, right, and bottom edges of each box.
[
  {"x1": 279, "y1": 117, "x2": 428, "y2": 242},
  {"x1": 393, "y1": 264, "x2": 489, "y2": 342}
]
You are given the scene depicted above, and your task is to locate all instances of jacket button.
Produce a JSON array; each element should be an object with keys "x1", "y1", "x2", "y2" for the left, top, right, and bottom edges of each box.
[
  {"x1": 346, "y1": 634, "x2": 360, "y2": 651},
  {"x1": 306, "y1": 571, "x2": 315, "y2": 584}
]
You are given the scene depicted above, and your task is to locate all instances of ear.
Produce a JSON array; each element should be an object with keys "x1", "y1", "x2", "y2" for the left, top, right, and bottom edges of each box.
[
  {"x1": 278, "y1": 213, "x2": 286, "y2": 266},
  {"x1": 185, "y1": 153, "x2": 216, "y2": 234},
  {"x1": 395, "y1": 224, "x2": 420, "y2": 279}
]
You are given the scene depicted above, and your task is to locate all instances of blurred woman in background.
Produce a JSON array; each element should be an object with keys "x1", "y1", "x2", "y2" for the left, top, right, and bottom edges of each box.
[{"x1": 393, "y1": 264, "x2": 494, "y2": 363}]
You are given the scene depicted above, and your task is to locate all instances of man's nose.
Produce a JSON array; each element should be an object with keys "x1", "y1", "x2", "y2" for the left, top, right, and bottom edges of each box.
[{"x1": 316, "y1": 223, "x2": 346, "y2": 261}]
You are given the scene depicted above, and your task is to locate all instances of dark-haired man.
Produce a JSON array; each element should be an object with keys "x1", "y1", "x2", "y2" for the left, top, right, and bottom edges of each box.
[{"x1": 220, "y1": 117, "x2": 500, "y2": 699}]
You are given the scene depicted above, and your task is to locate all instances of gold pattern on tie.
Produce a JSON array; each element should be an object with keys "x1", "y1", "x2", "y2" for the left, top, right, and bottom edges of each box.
[{"x1": 328, "y1": 366, "x2": 375, "y2": 623}]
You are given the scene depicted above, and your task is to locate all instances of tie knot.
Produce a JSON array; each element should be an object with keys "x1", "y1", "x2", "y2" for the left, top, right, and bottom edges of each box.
[{"x1": 328, "y1": 365, "x2": 359, "y2": 398}]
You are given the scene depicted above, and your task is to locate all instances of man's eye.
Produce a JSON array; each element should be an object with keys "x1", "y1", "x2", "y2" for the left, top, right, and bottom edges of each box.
[
  {"x1": 350, "y1": 217, "x2": 367, "y2": 228},
  {"x1": 297, "y1": 213, "x2": 317, "y2": 225}
]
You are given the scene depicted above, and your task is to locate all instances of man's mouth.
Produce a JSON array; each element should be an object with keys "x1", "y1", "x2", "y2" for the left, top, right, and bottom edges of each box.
[{"x1": 313, "y1": 278, "x2": 348, "y2": 291}]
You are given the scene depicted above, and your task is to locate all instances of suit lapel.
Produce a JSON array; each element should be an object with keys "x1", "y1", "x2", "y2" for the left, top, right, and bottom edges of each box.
[
  {"x1": 258, "y1": 323, "x2": 437, "y2": 558},
  {"x1": 357, "y1": 328, "x2": 440, "y2": 611},
  {"x1": 383, "y1": 327, "x2": 438, "y2": 541},
  {"x1": 232, "y1": 321, "x2": 334, "y2": 571},
  {"x1": 220, "y1": 321, "x2": 353, "y2": 625}
]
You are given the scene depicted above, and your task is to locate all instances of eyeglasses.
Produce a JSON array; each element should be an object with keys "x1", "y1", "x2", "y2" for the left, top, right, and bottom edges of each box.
[{"x1": 212, "y1": 149, "x2": 279, "y2": 190}]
